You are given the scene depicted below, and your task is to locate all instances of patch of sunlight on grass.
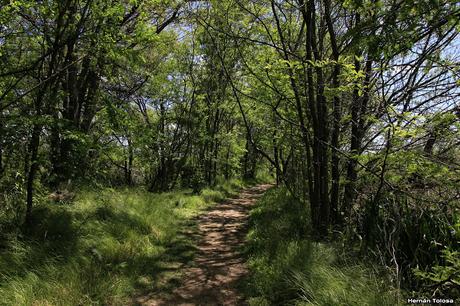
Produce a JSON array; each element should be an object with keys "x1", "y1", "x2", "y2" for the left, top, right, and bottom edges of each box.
[
  {"x1": 291, "y1": 243, "x2": 396, "y2": 306},
  {"x1": 200, "y1": 188, "x2": 226, "y2": 203},
  {"x1": 0, "y1": 180, "x2": 245, "y2": 305},
  {"x1": 244, "y1": 188, "x2": 397, "y2": 306}
]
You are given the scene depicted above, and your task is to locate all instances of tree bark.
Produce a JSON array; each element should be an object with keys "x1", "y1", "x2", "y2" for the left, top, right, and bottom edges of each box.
[
  {"x1": 325, "y1": 0, "x2": 341, "y2": 225},
  {"x1": 343, "y1": 55, "x2": 373, "y2": 218}
]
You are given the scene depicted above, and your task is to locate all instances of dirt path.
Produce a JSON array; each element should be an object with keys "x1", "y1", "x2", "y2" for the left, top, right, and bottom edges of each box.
[{"x1": 138, "y1": 184, "x2": 272, "y2": 306}]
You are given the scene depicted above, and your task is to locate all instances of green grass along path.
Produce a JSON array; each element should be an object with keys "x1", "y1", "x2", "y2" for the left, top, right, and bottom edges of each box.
[{"x1": 137, "y1": 184, "x2": 273, "y2": 306}]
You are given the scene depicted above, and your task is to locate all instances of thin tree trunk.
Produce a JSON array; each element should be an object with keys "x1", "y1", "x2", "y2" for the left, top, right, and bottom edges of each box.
[
  {"x1": 126, "y1": 138, "x2": 133, "y2": 185},
  {"x1": 343, "y1": 56, "x2": 373, "y2": 217},
  {"x1": 0, "y1": 120, "x2": 3, "y2": 177},
  {"x1": 25, "y1": 122, "x2": 41, "y2": 226},
  {"x1": 325, "y1": 0, "x2": 341, "y2": 225}
]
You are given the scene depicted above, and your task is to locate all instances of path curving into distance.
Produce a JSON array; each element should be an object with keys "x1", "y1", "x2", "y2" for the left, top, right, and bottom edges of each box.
[{"x1": 138, "y1": 184, "x2": 272, "y2": 306}]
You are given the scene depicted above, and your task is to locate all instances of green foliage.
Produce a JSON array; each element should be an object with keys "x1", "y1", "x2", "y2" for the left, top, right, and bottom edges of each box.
[
  {"x1": 414, "y1": 248, "x2": 460, "y2": 297},
  {"x1": 0, "y1": 172, "x2": 25, "y2": 235},
  {"x1": 244, "y1": 188, "x2": 397, "y2": 306},
  {"x1": 349, "y1": 147, "x2": 460, "y2": 292}
]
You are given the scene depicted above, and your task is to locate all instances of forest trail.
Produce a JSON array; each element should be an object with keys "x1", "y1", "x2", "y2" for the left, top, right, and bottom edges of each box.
[{"x1": 137, "y1": 184, "x2": 272, "y2": 306}]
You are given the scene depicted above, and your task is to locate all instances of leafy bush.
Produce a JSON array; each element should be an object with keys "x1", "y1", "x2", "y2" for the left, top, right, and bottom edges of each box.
[
  {"x1": 330, "y1": 148, "x2": 459, "y2": 297},
  {"x1": 414, "y1": 248, "x2": 460, "y2": 298}
]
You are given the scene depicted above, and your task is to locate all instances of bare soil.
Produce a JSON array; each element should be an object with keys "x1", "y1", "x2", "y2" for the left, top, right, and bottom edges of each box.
[{"x1": 137, "y1": 184, "x2": 272, "y2": 306}]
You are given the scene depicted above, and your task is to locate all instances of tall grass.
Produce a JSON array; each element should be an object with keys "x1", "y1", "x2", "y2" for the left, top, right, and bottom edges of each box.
[
  {"x1": 0, "y1": 179, "x2": 245, "y2": 305},
  {"x1": 244, "y1": 188, "x2": 398, "y2": 306}
]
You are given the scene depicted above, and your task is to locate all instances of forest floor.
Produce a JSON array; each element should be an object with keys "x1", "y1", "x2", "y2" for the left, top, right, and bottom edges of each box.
[{"x1": 137, "y1": 184, "x2": 272, "y2": 306}]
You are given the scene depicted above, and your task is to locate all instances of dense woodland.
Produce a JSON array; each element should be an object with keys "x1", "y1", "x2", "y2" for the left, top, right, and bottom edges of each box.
[{"x1": 0, "y1": 0, "x2": 459, "y2": 304}]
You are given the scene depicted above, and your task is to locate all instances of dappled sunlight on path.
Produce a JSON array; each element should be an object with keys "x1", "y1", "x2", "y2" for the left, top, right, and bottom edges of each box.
[{"x1": 137, "y1": 184, "x2": 272, "y2": 306}]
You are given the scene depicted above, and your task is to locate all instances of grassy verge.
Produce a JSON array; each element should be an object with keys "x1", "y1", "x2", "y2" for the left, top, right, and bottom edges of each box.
[
  {"x1": 0, "y1": 179, "x2": 246, "y2": 305},
  {"x1": 243, "y1": 188, "x2": 398, "y2": 306}
]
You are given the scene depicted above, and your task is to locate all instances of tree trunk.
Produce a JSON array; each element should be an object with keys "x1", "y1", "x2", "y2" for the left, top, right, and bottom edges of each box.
[
  {"x1": 125, "y1": 138, "x2": 134, "y2": 185},
  {"x1": 343, "y1": 56, "x2": 373, "y2": 218},
  {"x1": 0, "y1": 121, "x2": 3, "y2": 177},
  {"x1": 325, "y1": 0, "x2": 341, "y2": 225},
  {"x1": 25, "y1": 123, "x2": 41, "y2": 226}
]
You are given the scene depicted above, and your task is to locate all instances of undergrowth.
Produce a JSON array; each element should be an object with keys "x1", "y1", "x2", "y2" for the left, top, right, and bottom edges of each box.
[
  {"x1": 0, "y1": 179, "x2": 245, "y2": 305},
  {"x1": 244, "y1": 188, "x2": 398, "y2": 306}
]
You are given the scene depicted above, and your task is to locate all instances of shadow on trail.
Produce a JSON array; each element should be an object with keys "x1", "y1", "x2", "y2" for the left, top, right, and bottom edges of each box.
[
  {"x1": 0, "y1": 202, "x2": 200, "y2": 302},
  {"x1": 137, "y1": 184, "x2": 273, "y2": 306}
]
